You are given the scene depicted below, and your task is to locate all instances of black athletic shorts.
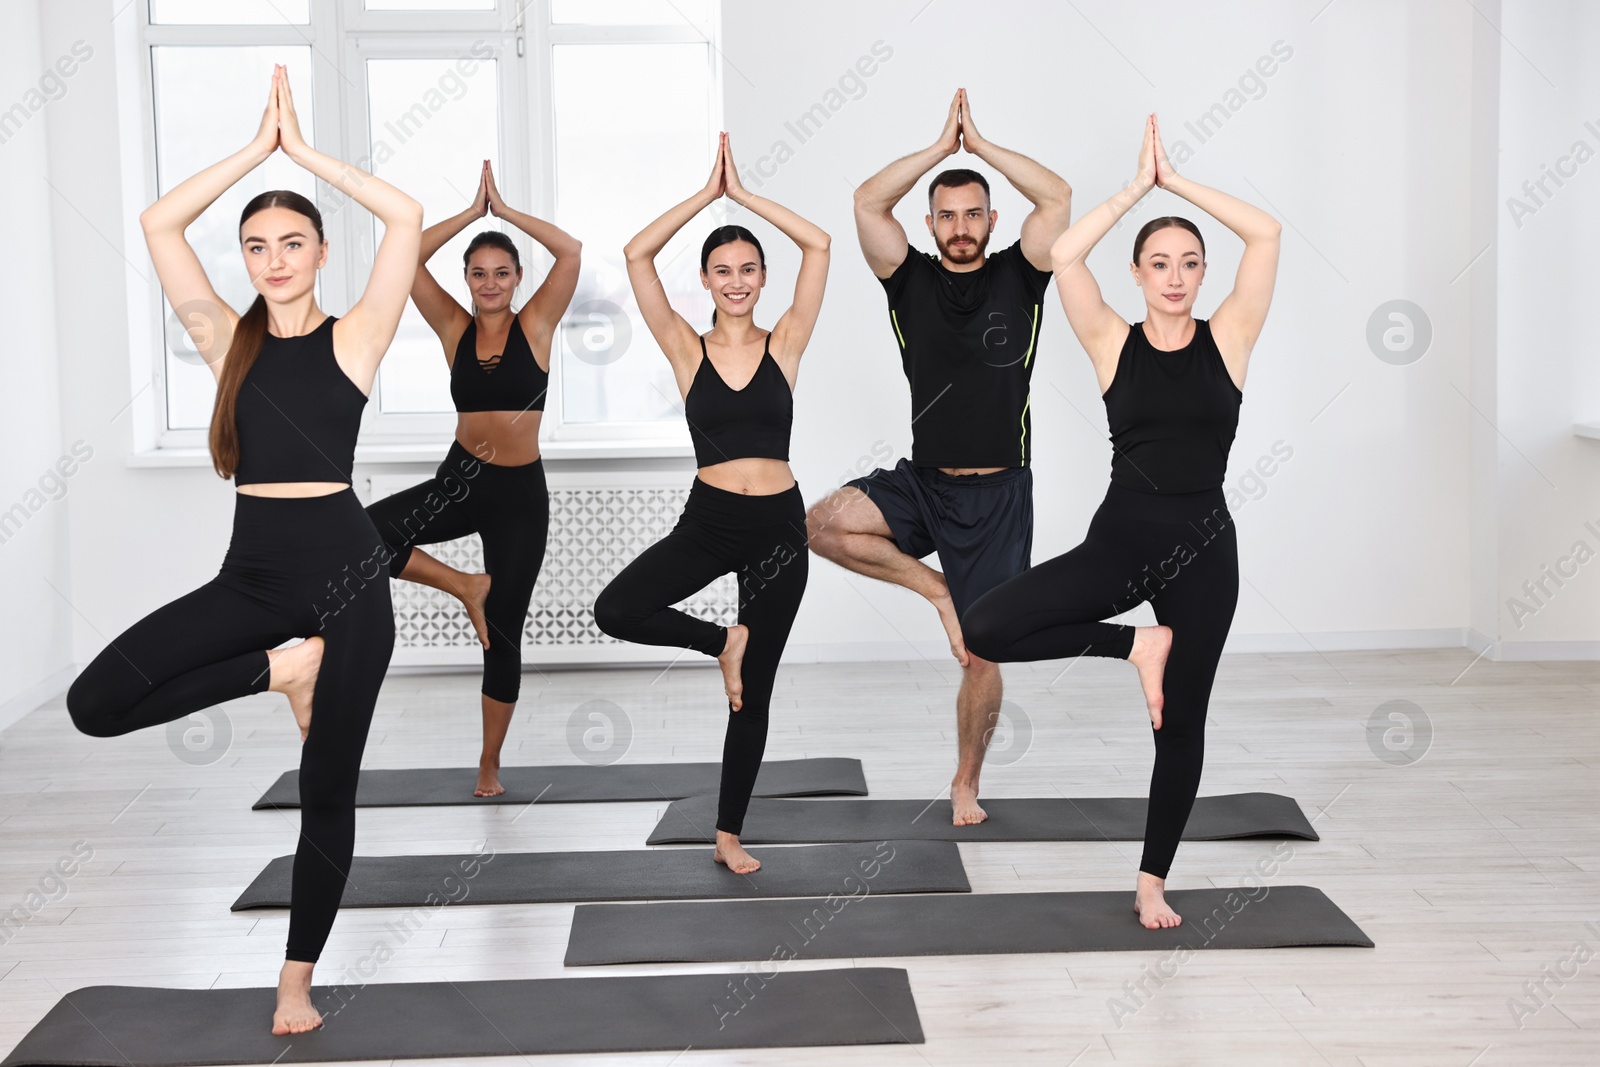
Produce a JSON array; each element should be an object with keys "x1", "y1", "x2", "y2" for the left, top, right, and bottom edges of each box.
[{"x1": 844, "y1": 459, "x2": 1033, "y2": 622}]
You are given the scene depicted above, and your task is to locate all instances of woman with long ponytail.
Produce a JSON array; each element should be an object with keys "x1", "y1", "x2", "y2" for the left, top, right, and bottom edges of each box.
[{"x1": 66, "y1": 67, "x2": 423, "y2": 1035}]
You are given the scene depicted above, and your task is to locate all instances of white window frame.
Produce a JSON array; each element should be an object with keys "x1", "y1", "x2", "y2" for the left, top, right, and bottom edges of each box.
[{"x1": 125, "y1": 0, "x2": 718, "y2": 465}]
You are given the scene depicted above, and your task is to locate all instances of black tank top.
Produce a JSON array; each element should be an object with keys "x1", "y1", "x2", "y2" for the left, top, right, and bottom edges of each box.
[
  {"x1": 1102, "y1": 319, "x2": 1241, "y2": 493},
  {"x1": 450, "y1": 316, "x2": 548, "y2": 413},
  {"x1": 234, "y1": 316, "x2": 367, "y2": 486},
  {"x1": 683, "y1": 333, "x2": 792, "y2": 467}
]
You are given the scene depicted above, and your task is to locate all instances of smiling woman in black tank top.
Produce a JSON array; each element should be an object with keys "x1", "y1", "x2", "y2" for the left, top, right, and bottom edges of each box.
[
  {"x1": 66, "y1": 67, "x2": 421, "y2": 1035},
  {"x1": 593, "y1": 133, "x2": 829, "y2": 876},
  {"x1": 364, "y1": 161, "x2": 581, "y2": 798},
  {"x1": 962, "y1": 114, "x2": 1282, "y2": 931}
]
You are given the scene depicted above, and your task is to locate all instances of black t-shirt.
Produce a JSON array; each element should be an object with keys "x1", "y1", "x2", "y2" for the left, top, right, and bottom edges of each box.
[{"x1": 878, "y1": 240, "x2": 1053, "y2": 468}]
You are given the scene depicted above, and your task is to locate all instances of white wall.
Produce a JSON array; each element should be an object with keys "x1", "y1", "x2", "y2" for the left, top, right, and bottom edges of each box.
[
  {"x1": 0, "y1": 0, "x2": 74, "y2": 721},
  {"x1": 16, "y1": 0, "x2": 1596, "y2": 695},
  {"x1": 1491, "y1": 0, "x2": 1600, "y2": 657}
]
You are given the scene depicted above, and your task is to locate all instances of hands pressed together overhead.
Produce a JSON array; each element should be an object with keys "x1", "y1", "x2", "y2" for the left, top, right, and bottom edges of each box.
[{"x1": 251, "y1": 64, "x2": 309, "y2": 159}]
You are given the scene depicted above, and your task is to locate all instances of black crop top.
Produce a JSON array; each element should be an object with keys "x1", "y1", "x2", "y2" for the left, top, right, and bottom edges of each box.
[
  {"x1": 683, "y1": 333, "x2": 793, "y2": 467},
  {"x1": 450, "y1": 316, "x2": 548, "y2": 413},
  {"x1": 1102, "y1": 319, "x2": 1242, "y2": 494},
  {"x1": 234, "y1": 316, "x2": 367, "y2": 486}
]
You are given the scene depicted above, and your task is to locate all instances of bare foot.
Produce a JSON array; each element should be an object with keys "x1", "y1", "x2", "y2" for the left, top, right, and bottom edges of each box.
[
  {"x1": 951, "y1": 779, "x2": 988, "y2": 826},
  {"x1": 474, "y1": 756, "x2": 504, "y2": 798},
  {"x1": 1134, "y1": 871, "x2": 1182, "y2": 929},
  {"x1": 929, "y1": 585, "x2": 969, "y2": 667},
  {"x1": 458, "y1": 573, "x2": 492, "y2": 649},
  {"x1": 713, "y1": 830, "x2": 761, "y2": 873},
  {"x1": 268, "y1": 637, "x2": 324, "y2": 742},
  {"x1": 1128, "y1": 625, "x2": 1172, "y2": 730},
  {"x1": 717, "y1": 624, "x2": 748, "y2": 711},
  {"x1": 272, "y1": 961, "x2": 322, "y2": 1035}
]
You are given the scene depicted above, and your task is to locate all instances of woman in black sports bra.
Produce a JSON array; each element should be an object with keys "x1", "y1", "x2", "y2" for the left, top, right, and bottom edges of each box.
[
  {"x1": 963, "y1": 115, "x2": 1281, "y2": 931},
  {"x1": 594, "y1": 133, "x2": 829, "y2": 874},
  {"x1": 365, "y1": 161, "x2": 581, "y2": 798},
  {"x1": 66, "y1": 67, "x2": 421, "y2": 1035}
]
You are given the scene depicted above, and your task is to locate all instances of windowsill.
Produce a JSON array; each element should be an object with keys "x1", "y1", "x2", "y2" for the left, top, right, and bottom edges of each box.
[
  {"x1": 1576, "y1": 422, "x2": 1600, "y2": 441},
  {"x1": 128, "y1": 439, "x2": 696, "y2": 468}
]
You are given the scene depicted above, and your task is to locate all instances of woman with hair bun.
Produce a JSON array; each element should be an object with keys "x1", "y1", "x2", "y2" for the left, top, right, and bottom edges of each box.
[
  {"x1": 593, "y1": 133, "x2": 829, "y2": 875},
  {"x1": 66, "y1": 66, "x2": 422, "y2": 1033},
  {"x1": 962, "y1": 114, "x2": 1282, "y2": 931},
  {"x1": 364, "y1": 161, "x2": 581, "y2": 798}
]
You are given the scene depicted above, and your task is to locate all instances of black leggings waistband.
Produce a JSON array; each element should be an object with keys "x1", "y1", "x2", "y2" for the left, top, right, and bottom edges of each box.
[{"x1": 684, "y1": 478, "x2": 804, "y2": 530}]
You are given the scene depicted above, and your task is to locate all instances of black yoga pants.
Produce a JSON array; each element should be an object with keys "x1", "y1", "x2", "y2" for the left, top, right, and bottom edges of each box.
[
  {"x1": 593, "y1": 479, "x2": 808, "y2": 836},
  {"x1": 962, "y1": 482, "x2": 1239, "y2": 879},
  {"x1": 365, "y1": 439, "x2": 549, "y2": 704},
  {"x1": 66, "y1": 489, "x2": 395, "y2": 963}
]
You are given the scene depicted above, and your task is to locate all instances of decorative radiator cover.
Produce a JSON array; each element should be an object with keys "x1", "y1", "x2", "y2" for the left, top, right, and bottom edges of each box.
[{"x1": 367, "y1": 470, "x2": 737, "y2": 667}]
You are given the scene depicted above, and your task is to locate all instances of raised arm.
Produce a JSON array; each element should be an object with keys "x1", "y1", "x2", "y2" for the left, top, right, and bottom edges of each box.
[
  {"x1": 1050, "y1": 116, "x2": 1162, "y2": 390},
  {"x1": 852, "y1": 90, "x2": 962, "y2": 279},
  {"x1": 483, "y1": 162, "x2": 582, "y2": 363},
  {"x1": 957, "y1": 90, "x2": 1070, "y2": 271},
  {"x1": 720, "y1": 135, "x2": 829, "y2": 367},
  {"x1": 274, "y1": 67, "x2": 422, "y2": 391},
  {"x1": 138, "y1": 73, "x2": 283, "y2": 378},
  {"x1": 1151, "y1": 117, "x2": 1280, "y2": 383},
  {"x1": 623, "y1": 141, "x2": 726, "y2": 372},
  {"x1": 409, "y1": 174, "x2": 486, "y2": 355}
]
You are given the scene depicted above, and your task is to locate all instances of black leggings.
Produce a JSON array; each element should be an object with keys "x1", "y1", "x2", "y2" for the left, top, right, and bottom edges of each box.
[
  {"x1": 962, "y1": 483, "x2": 1239, "y2": 879},
  {"x1": 593, "y1": 479, "x2": 808, "y2": 836},
  {"x1": 66, "y1": 490, "x2": 395, "y2": 962},
  {"x1": 365, "y1": 439, "x2": 549, "y2": 704}
]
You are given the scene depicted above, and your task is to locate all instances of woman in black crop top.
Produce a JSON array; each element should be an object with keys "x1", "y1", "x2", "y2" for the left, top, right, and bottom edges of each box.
[
  {"x1": 66, "y1": 68, "x2": 421, "y2": 1035},
  {"x1": 594, "y1": 133, "x2": 829, "y2": 875},
  {"x1": 964, "y1": 115, "x2": 1281, "y2": 930},
  {"x1": 364, "y1": 162, "x2": 581, "y2": 798}
]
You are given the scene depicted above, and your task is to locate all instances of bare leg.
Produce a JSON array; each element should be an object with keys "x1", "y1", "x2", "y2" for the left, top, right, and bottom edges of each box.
[
  {"x1": 397, "y1": 549, "x2": 492, "y2": 650},
  {"x1": 1128, "y1": 624, "x2": 1173, "y2": 729},
  {"x1": 1134, "y1": 871, "x2": 1182, "y2": 928},
  {"x1": 272, "y1": 960, "x2": 321, "y2": 1034},
  {"x1": 806, "y1": 489, "x2": 968, "y2": 665},
  {"x1": 717, "y1": 624, "x2": 749, "y2": 711},
  {"x1": 267, "y1": 637, "x2": 324, "y2": 742},
  {"x1": 714, "y1": 829, "x2": 760, "y2": 874},
  {"x1": 476, "y1": 694, "x2": 514, "y2": 797},
  {"x1": 951, "y1": 655, "x2": 1003, "y2": 825}
]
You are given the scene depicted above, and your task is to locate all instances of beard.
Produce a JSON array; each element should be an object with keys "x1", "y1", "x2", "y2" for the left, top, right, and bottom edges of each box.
[{"x1": 936, "y1": 228, "x2": 990, "y2": 264}]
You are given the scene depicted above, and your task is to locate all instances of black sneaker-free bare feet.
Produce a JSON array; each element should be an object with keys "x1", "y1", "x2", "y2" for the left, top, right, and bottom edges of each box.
[
  {"x1": 714, "y1": 830, "x2": 761, "y2": 874},
  {"x1": 272, "y1": 961, "x2": 322, "y2": 1035},
  {"x1": 951, "y1": 779, "x2": 988, "y2": 826},
  {"x1": 718, "y1": 624, "x2": 748, "y2": 711},
  {"x1": 1134, "y1": 871, "x2": 1182, "y2": 929},
  {"x1": 268, "y1": 637, "x2": 324, "y2": 742},
  {"x1": 1128, "y1": 625, "x2": 1172, "y2": 729}
]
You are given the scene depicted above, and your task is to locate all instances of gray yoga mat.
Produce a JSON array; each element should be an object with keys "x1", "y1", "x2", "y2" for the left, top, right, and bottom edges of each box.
[
  {"x1": 646, "y1": 792, "x2": 1318, "y2": 844},
  {"x1": 564, "y1": 885, "x2": 1373, "y2": 966},
  {"x1": 0, "y1": 968, "x2": 922, "y2": 1065},
  {"x1": 251, "y1": 756, "x2": 866, "y2": 809},
  {"x1": 231, "y1": 841, "x2": 968, "y2": 910}
]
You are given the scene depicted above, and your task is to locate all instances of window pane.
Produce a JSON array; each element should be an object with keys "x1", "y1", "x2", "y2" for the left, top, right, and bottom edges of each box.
[
  {"x1": 551, "y1": 0, "x2": 713, "y2": 28},
  {"x1": 151, "y1": 47, "x2": 316, "y2": 430},
  {"x1": 149, "y1": 0, "x2": 309, "y2": 24},
  {"x1": 552, "y1": 42, "x2": 710, "y2": 425},
  {"x1": 364, "y1": 0, "x2": 494, "y2": 10},
  {"x1": 365, "y1": 56, "x2": 500, "y2": 414}
]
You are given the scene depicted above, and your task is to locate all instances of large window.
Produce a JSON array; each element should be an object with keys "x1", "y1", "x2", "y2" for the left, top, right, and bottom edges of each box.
[{"x1": 136, "y1": 0, "x2": 719, "y2": 453}]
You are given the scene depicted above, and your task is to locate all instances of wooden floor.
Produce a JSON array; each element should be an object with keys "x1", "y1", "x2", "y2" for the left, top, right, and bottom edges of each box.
[{"x1": 1, "y1": 649, "x2": 1597, "y2": 1066}]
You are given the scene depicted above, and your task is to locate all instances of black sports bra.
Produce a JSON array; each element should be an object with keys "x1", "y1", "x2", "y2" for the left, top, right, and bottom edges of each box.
[
  {"x1": 683, "y1": 333, "x2": 793, "y2": 468},
  {"x1": 1102, "y1": 319, "x2": 1241, "y2": 494},
  {"x1": 234, "y1": 316, "x2": 367, "y2": 486},
  {"x1": 450, "y1": 316, "x2": 548, "y2": 413}
]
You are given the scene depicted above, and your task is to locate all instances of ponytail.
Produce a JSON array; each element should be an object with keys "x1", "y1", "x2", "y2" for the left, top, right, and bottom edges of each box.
[{"x1": 208, "y1": 294, "x2": 269, "y2": 479}]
